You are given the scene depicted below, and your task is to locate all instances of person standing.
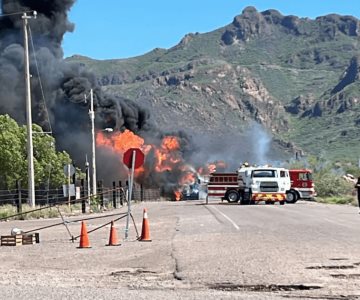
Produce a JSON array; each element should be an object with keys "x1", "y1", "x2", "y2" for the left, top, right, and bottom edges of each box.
[{"x1": 355, "y1": 177, "x2": 360, "y2": 213}]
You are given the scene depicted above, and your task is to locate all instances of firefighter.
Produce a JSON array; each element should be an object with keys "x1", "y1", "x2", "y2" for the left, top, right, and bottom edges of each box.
[{"x1": 355, "y1": 177, "x2": 360, "y2": 213}]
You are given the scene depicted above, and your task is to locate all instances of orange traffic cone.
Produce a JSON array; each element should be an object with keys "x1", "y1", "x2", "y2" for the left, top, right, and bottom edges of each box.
[
  {"x1": 78, "y1": 221, "x2": 91, "y2": 248},
  {"x1": 140, "y1": 208, "x2": 152, "y2": 242},
  {"x1": 107, "y1": 221, "x2": 121, "y2": 246}
]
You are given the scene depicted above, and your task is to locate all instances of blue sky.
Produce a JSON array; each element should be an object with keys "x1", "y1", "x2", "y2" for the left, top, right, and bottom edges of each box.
[{"x1": 63, "y1": 1, "x2": 359, "y2": 60}]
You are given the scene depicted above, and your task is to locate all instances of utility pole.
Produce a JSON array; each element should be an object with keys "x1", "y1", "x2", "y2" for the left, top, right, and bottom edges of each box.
[
  {"x1": 22, "y1": 12, "x2": 37, "y2": 207},
  {"x1": 89, "y1": 89, "x2": 97, "y2": 196},
  {"x1": 125, "y1": 150, "x2": 136, "y2": 240},
  {"x1": 85, "y1": 154, "x2": 91, "y2": 205}
]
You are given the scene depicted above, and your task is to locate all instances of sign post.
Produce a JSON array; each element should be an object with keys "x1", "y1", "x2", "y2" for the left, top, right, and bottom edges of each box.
[
  {"x1": 63, "y1": 164, "x2": 75, "y2": 208},
  {"x1": 123, "y1": 148, "x2": 145, "y2": 240}
]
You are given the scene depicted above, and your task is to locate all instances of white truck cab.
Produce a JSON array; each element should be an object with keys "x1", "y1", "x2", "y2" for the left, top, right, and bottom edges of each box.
[{"x1": 237, "y1": 166, "x2": 291, "y2": 204}]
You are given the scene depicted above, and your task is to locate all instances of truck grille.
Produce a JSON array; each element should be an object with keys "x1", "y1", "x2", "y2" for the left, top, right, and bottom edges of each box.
[{"x1": 260, "y1": 182, "x2": 279, "y2": 192}]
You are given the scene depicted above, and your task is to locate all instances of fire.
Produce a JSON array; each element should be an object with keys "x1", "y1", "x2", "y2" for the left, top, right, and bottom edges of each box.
[
  {"x1": 198, "y1": 161, "x2": 228, "y2": 176},
  {"x1": 207, "y1": 164, "x2": 217, "y2": 174},
  {"x1": 96, "y1": 129, "x2": 182, "y2": 177},
  {"x1": 174, "y1": 191, "x2": 182, "y2": 201},
  {"x1": 179, "y1": 171, "x2": 196, "y2": 185},
  {"x1": 162, "y1": 136, "x2": 180, "y2": 151},
  {"x1": 96, "y1": 128, "x2": 229, "y2": 200},
  {"x1": 97, "y1": 129, "x2": 145, "y2": 152},
  {"x1": 154, "y1": 136, "x2": 181, "y2": 172}
]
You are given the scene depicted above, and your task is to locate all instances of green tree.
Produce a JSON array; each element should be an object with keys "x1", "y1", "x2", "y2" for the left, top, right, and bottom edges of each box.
[
  {"x1": 30, "y1": 124, "x2": 72, "y2": 188},
  {"x1": 0, "y1": 115, "x2": 24, "y2": 188},
  {"x1": 0, "y1": 114, "x2": 73, "y2": 189}
]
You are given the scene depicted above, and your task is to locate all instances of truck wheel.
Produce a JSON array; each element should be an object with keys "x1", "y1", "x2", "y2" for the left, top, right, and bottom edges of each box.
[
  {"x1": 226, "y1": 190, "x2": 239, "y2": 203},
  {"x1": 286, "y1": 190, "x2": 298, "y2": 204}
]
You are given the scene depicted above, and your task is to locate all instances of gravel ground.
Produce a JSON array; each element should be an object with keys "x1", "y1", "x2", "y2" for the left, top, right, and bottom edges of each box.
[{"x1": 0, "y1": 200, "x2": 359, "y2": 299}]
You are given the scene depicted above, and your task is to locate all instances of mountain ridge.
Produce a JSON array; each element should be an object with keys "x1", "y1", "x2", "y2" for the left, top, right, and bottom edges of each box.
[{"x1": 66, "y1": 6, "x2": 360, "y2": 162}]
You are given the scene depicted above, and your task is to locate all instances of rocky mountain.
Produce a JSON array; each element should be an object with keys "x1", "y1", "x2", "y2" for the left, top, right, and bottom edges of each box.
[{"x1": 67, "y1": 7, "x2": 360, "y2": 162}]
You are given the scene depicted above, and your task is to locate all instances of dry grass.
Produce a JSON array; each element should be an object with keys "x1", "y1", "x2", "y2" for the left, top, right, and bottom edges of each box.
[{"x1": 0, "y1": 203, "x2": 83, "y2": 221}]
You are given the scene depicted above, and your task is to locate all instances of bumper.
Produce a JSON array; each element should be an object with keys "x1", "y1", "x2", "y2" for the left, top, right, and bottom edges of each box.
[
  {"x1": 299, "y1": 190, "x2": 317, "y2": 199},
  {"x1": 252, "y1": 193, "x2": 286, "y2": 202}
]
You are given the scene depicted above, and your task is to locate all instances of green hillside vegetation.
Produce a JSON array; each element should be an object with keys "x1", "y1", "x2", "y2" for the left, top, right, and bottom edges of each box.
[{"x1": 66, "y1": 7, "x2": 360, "y2": 164}]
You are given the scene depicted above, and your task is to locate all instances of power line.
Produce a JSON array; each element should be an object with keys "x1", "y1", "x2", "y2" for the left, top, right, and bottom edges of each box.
[
  {"x1": 28, "y1": 23, "x2": 55, "y2": 191},
  {"x1": 28, "y1": 24, "x2": 53, "y2": 135}
]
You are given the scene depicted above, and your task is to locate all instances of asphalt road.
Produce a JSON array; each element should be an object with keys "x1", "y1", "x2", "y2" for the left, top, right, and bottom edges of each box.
[{"x1": 0, "y1": 200, "x2": 359, "y2": 299}]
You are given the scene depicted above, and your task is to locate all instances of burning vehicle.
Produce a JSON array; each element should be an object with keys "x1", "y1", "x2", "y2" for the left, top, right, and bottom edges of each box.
[{"x1": 181, "y1": 183, "x2": 200, "y2": 200}]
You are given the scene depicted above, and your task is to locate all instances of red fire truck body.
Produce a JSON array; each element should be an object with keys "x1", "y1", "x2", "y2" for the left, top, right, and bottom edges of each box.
[
  {"x1": 286, "y1": 169, "x2": 316, "y2": 203},
  {"x1": 207, "y1": 173, "x2": 238, "y2": 202}
]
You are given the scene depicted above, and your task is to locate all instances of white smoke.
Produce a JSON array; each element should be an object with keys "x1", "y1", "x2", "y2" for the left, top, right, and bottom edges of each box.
[{"x1": 186, "y1": 122, "x2": 286, "y2": 172}]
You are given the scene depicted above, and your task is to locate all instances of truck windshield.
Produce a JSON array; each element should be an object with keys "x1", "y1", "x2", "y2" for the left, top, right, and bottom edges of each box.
[{"x1": 252, "y1": 170, "x2": 277, "y2": 178}]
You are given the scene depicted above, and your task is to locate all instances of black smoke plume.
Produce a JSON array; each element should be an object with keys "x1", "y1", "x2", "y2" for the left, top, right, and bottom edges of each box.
[
  {"x1": 0, "y1": 0, "x2": 195, "y2": 193},
  {"x1": 0, "y1": 1, "x2": 285, "y2": 195},
  {"x1": 0, "y1": 3, "x2": 151, "y2": 157}
]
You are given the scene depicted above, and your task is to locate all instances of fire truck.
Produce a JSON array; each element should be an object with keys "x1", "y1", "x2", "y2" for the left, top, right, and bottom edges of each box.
[
  {"x1": 207, "y1": 166, "x2": 291, "y2": 205},
  {"x1": 207, "y1": 167, "x2": 316, "y2": 204},
  {"x1": 286, "y1": 169, "x2": 316, "y2": 203}
]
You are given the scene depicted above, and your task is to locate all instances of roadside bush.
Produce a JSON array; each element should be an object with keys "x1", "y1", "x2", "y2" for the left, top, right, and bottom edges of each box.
[
  {"x1": 19, "y1": 205, "x2": 60, "y2": 220},
  {"x1": 0, "y1": 204, "x2": 85, "y2": 220},
  {"x1": 90, "y1": 196, "x2": 102, "y2": 213},
  {"x1": 314, "y1": 172, "x2": 353, "y2": 197},
  {"x1": 0, "y1": 205, "x2": 17, "y2": 219}
]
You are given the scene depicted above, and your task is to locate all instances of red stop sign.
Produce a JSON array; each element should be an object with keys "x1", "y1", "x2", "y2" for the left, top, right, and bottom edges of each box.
[{"x1": 123, "y1": 148, "x2": 145, "y2": 169}]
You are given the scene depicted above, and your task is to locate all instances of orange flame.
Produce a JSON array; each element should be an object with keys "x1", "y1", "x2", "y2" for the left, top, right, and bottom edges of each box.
[
  {"x1": 179, "y1": 171, "x2": 196, "y2": 186},
  {"x1": 97, "y1": 129, "x2": 149, "y2": 177},
  {"x1": 96, "y1": 130, "x2": 183, "y2": 177},
  {"x1": 97, "y1": 129, "x2": 229, "y2": 199},
  {"x1": 162, "y1": 136, "x2": 180, "y2": 151},
  {"x1": 197, "y1": 161, "x2": 228, "y2": 176},
  {"x1": 154, "y1": 136, "x2": 181, "y2": 172},
  {"x1": 97, "y1": 129, "x2": 145, "y2": 152},
  {"x1": 174, "y1": 191, "x2": 182, "y2": 201}
]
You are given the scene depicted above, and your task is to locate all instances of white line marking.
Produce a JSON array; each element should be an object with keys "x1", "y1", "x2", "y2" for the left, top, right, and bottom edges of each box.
[{"x1": 211, "y1": 206, "x2": 240, "y2": 230}]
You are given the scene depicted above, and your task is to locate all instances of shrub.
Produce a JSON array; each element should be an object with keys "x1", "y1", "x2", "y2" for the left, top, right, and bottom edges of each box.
[
  {"x1": 315, "y1": 172, "x2": 354, "y2": 197},
  {"x1": 0, "y1": 205, "x2": 17, "y2": 219}
]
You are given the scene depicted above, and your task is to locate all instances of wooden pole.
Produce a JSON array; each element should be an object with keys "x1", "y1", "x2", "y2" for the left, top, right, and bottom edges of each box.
[
  {"x1": 112, "y1": 181, "x2": 116, "y2": 208},
  {"x1": 17, "y1": 180, "x2": 22, "y2": 214},
  {"x1": 125, "y1": 150, "x2": 136, "y2": 240},
  {"x1": 119, "y1": 181, "x2": 123, "y2": 206},
  {"x1": 81, "y1": 179, "x2": 86, "y2": 213},
  {"x1": 67, "y1": 164, "x2": 71, "y2": 208}
]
